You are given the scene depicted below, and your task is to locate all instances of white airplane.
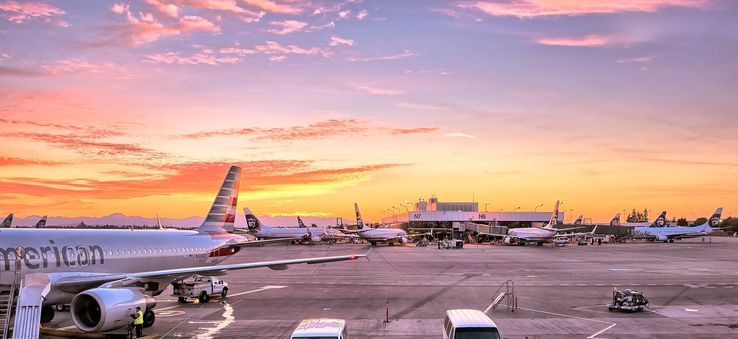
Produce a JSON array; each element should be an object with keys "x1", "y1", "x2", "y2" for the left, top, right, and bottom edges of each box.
[
  {"x1": 243, "y1": 208, "x2": 314, "y2": 242},
  {"x1": 353, "y1": 203, "x2": 408, "y2": 246},
  {"x1": 297, "y1": 216, "x2": 356, "y2": 243},
  {"x1": 504, "y1": 201, "x2": 589, "y2": 246},
  {"x1": 633, "y1": 208, "x2": 722, "y2": 242},
  {"x1": 1, "y1": 166, "x2": 365, "y2": 335},
  {"x1": 1, "y1": 213, "x2": 13, "y2": 228}
]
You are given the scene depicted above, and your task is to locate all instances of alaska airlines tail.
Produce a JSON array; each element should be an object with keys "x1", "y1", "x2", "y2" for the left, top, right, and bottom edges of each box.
[
  {"x1": 35, "y1": 215, "x2": 47, "y2": 228},
  {"x1": 544, "y1": 201, "x2": 560, "y2": 228},
  {"x1": 651, "y1": 211, "x2": 667, "y2": 227},
  {"x1": 243, "y1": 207, "x2": 267, "y2": 231},
  {"x1": 354, "y1": 203, "x2": 366, "y2": 230},
  {"x1": 573, "y1": 215, "x2": 583, "y2": 225},
  {"x1": 610, "y1": 213, "x2": 621, "y2": 227},
  {"x1": 297, "y1": 216, "x2": 307, "y2": 228},
  {"x1": 1, "y1": 214, "x2": 12, "y2": 228},
  {"x1": 197, "y1": 166, "x2": 241, "y2": 233},
  {"x1": 701, "y1": 208, "x2": 723, "y2": 232}
]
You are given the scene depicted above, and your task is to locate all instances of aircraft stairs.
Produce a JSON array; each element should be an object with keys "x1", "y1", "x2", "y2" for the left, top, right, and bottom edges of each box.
[
  {"x1": 11, "y1": 273, "x2": 51, "y2": 339},
  {"x1": 484, "y1": 279, "x2": 517, "y2": 313},
  {"x1": 0, "y1": 272, "x2": 20, "y2": 339}
]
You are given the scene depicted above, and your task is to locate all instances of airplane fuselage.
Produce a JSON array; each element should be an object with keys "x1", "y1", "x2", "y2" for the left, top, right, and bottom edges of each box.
[
  {"x1": 507, "y1": 227, "x2": 557, "y2": 243},
  {"x1": 252, "y1": 227, "x2": 309, "y2": 240},
  {"x1": 357, "y1": 228, "x2": 407, "y2": 242}
]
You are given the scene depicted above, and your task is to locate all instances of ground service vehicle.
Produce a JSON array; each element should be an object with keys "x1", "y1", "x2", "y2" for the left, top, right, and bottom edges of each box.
[
  {"x1": 173, "y1": 275, "x2": 228, "y2": 303},
  {"x1": 553, "y1": 236, "x2": 569, "y2": 247},
  {"x1": 438, "y1": 239, "x2": 464, "y2": 249},
  {"x1": 443, "y1": 309, "x2": 501, "y2": 339},
  {"x1": 291, "y1": 318, "x2": 348, "y2": 339},
  {"x1": 608, "y1": 289, "x2": 649, "y2": 312}
]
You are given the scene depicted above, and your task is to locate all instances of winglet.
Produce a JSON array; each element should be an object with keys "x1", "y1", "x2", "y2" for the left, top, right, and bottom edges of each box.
[{"x1": 197, "y1": 166, "x2": 241, "y2": 233}]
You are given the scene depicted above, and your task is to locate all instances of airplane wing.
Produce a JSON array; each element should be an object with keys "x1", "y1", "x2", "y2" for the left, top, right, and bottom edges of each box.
[
  {"x1": 227, "y1": 238, "x2": 304, "y2": 247},
  {"x1": 54, "y1": 251, "x2": 369, "y2": 294}
]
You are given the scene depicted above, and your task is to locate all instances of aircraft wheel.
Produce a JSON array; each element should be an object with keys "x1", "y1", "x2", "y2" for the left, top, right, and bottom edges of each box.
[
  {"x1": 199, "y1": 291, "x2": 210, "y2": 303},
  {"x1": 178, "y1": 297, "x2": 188, "y2": 303},
  {"x1": 669, "y1": 239, "x2": 674, "y2": 243},
  {"x1": 370, "y1": 241, "x2": 377, "y2": 246},
  {"x1": 143, "y1": 310, "x2": 156, "y2": 328},
  {"x1": 221, "y1": 287, "x2": 228, "y2": 298},
  {"x1": 40, "y1": 306, "x2": 54, "y2": 323}
]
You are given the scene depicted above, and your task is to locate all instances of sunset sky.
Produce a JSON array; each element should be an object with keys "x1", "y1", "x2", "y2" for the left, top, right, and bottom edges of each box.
[{"x1": 1, "y1": 0, "x2": 737, "y2": 224}]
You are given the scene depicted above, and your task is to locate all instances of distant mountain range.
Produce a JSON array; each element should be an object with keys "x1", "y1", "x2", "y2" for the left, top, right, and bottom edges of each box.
[{"x1": 8, "y1": 213, "x2": 348, "y2": 228}]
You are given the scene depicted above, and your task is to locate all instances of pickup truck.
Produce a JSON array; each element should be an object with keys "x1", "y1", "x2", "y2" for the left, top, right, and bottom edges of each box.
[{"x1": 172, "y1": 275, "x2": 229, "y2": 303}]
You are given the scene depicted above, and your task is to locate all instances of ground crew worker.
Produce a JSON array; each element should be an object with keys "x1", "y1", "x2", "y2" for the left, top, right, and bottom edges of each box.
[{"x1": 133, "y1": 306, "x2": 144, "y2": 338}]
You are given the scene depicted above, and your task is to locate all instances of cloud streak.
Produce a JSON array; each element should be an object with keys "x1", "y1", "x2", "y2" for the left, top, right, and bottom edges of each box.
[
  {"x1": 0, "y1": 1, "x2": 66, "y2": 25},
  {"x1": 537, "y1": 35, "x2": 610, "y2": 47},
  {"x1": 461, "y1": 0, "x2": 710, "y2": 18}
]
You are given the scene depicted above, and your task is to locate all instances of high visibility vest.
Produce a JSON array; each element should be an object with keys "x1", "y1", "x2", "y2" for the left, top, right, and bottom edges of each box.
[{"x1": 134, "y1": 310, "x2": 144, "y2": 325}]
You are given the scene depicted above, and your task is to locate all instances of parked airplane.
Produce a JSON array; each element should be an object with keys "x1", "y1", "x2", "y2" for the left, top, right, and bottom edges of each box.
[
  {"x1": 297, "y1": 216, "x2": 356, "y2": 243},
  {"x1": 609, "y1": 213, "x2": 621, "y2": 226},
  {"x1": 353, "y1": 203, "x2": 408, "y2": 246},
  {"x1": 1, "y1": 166, "x2": 365, "y2": 336},
  {"x1": 243, "y1": 208, "x2": 313, "y2": 242},
  {"x1": 573, "y1": 215, "x2": 583, "y2": 225},
  {"x1": 1, "y1": 213, "x2": 12, "y2": 228},
  {"x1": 620, "y1": 211, "x2": 668, "y2": 228},
  {"x1": 35, "y1": 215, "x2": 47, "y2": 228},
  {"x1": 633, "y1": 208, "x2": 722, "y2": 242},
  {"x1": 504, "y1": 201, "x2": 589, "y2": 246}
]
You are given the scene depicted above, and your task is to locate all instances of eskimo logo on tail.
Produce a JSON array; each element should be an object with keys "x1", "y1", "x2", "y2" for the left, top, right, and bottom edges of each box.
[
  {"x1": 708, "y1": 208, "x2": 722, "y2": 228},
  {"x1": 610, "y1": 213, "x2": 620, "y2": 227},
  {"x1": 654, "y1": 211, "x2": 667, "y2": 227},
  {"x1": 35, "y1": 216, "x2": 47, "y2": 228},
  {"x1": 243, "y1": 208, "x2": 261, "y2": 231},
  {"x1": 549, "y1": 201, "x2": 560, "y2": 226},
  {"x1": 574, "y1": 215, "x2": 583, "y2": 225},
  {"x1": 354, "y1": 203, "x2": 365, "y2": 229}
]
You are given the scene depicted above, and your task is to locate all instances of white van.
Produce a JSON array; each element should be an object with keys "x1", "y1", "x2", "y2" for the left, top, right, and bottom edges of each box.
[
  {"x1": 443, "y1": 309, "x2": 501, "y2": 339},
  {"x1": 290, "y1": 318, "x2": 348, "y2": 339}
]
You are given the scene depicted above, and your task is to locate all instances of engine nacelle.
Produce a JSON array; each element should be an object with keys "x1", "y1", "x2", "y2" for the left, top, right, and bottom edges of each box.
[
  {"x1": 503, "y1": 236, "x2": 512, "y2": 244},
  {"x1": 655, "y1": 235, "x2": 668, "y2": 242},
  {"x1": 71, "y1": 288, "x2": 156, "y2": 332}
]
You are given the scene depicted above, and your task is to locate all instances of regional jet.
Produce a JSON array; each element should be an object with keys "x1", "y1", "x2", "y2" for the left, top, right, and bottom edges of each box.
[
  {"x1": 243, "y1": 208, "x2": 314, "y2": 242},
  {"x1": 2, "y1": 166, "x2": 366, "y2": 337},
  {"x1": 633, "y1": 208, "x2": 722, "y2": 242},
  {"x1": 353, "y1": 203, "x2": 409, "y2": 246},
  {"x1": 504, "y1": 201, "x2": 590, "y2": 246}
]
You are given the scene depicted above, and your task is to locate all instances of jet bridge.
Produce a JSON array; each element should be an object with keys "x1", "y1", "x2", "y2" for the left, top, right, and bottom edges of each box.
[{"x1": 12, "y1": 273, "x2": 51, "y2": 339}]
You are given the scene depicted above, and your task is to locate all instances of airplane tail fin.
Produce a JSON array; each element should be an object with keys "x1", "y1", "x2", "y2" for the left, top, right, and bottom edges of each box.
[
  {"x1": 652, "y1": 211, "x2": 667, "y2": 227},
  {"x1": 544, "y1": 201, "x2": 560, "y2": 228},
  {"x1": 354, "y1": 203, "x2": 365, "y2": 230},
  {"x1": 243, "y1": 207, "x2": 267, "y2": 231},
  {"x1": 573, "y1": 215, "x2": 583, "y2": 225},
  {"x1": 297, "y1": 216, "x2": 307, "y2": 228},
  {"x1": 196, "y1": 166, "x2": 241, "y2": 233},
  {"x1": 35, "y1": 215, "x2": 47, "y2": 228},
  {"x1": 610, "y1": 213, "x2": 621, "y2": 227},
  {"x1": 703, "y1": 208, "x2": 723, "y2": 232},
  {"x1": 1, "y1": 214, "x2": 13, "y2": 228},
  {"x1": 156, "y1": 215, "x2": 164, "y2": 230}
]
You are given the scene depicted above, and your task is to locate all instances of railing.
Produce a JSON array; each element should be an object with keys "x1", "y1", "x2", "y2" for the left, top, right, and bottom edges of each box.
[
  {"x1": 485, "y1": 279, "x2": 516, "y2": 313},
  {"x1": 2, "y1": 271, "x2": 20, "y2": 339}
]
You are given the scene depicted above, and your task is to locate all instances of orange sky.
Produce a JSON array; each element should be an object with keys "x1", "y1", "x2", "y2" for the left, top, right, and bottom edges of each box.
[{"x1": 1, "y1": 0, "x2": 737, "y2": 223}]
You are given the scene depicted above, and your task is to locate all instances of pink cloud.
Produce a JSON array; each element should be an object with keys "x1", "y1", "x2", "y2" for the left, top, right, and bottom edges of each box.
[
  {"x1": 311, "y1": 21, "x2": 335, "y2": 30},
  {"x1": 42, "y1": 58, "x2": 137, "y2": 79},
  {"x1": 254, "y1": 41, "x2": 328, "y2": 57},
  {"x1": 145, "y1": 51, "x2": 240, "y2": 65},
  {"x1": 461, "y1": 0, "x2": 710, "y2": 18},
  {"x1": 353, "y1": 84, "x2": 403, "y2": 96},
  {"x1": 267, "y1": 20, "x2": 308, "y2": 34},
  {"x1": 356, "y1": 9, "x2": 367, "y2": 20},
  {"x1": 617, "y1": 56, "x2": 655, "y2": 63},
  {"x1": 348, "y1": 49, "x2": 416, "y2": 62},
  {"x1": 147, "y1": 0, "x2": 180, "y2": 17},
  {"x1": 0, "y1": 1, "x2": 66, "y2": 26},
  {"x1": 242, "y1": 0, "x2": 302, "y2": 14},
  {"x1": 329, "y1": 35, "x2": 354, "y2": 46},
  {"x1": 111, "y1": 6, "x2": 220, "y2": 45},
  {"x1": 536, "y1": 35, "x2": 611, "y2": 47}
]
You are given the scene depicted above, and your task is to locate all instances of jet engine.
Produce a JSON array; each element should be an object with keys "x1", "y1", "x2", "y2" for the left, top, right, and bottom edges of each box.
[
  {"x1": 71, "y1": 287, "x2": 156, "y2": 332},
  {"x1": 655, "y1": 235, "x2": 668, "y2": 242},
  {"x1": 503, "y1": 236, "x2": 512, "y2": 245}
]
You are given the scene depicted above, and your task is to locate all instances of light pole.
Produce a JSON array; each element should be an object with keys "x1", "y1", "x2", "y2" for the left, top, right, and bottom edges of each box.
[
  {"x1": 484, "y1": 201, "x2": 491, "y2": 212},
  {"x1": 568, "y1": 209, "x2": 573, "y2": 224},
  {"x1": 534, "y1": 204, "x2": 543, "y2": 212},
  {"x1": 392, "y1": 206, "x2": 400, "y2": 222}
]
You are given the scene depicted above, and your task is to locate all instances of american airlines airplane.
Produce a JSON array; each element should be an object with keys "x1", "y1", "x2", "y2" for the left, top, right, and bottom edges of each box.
[
  {"x1": 1, "y1": 213, "x2": 13, "y2": 228},
  {"x1": 504, "y1": 201, "x2": 588, "y2": 246},
  {"x1": 353, "y1": 203, "x2": 408, "y2": 246},
  {"x1": 1, "y1": 166, "x2": 365, "y2": 335},
  {"x1": 633, "y1": 208, "x2": 722, "y2": 242}
]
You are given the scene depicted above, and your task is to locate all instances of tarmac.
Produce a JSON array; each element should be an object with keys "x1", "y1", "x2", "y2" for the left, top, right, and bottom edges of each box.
[{"x1": 43, "y1": 236, "x2": 738, "y2": 338}]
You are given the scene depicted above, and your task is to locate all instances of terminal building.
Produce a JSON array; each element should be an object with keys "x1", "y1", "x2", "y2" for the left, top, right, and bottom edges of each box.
[{"x1": 381, "y1": 197, "x2": 563, "y2": 229}]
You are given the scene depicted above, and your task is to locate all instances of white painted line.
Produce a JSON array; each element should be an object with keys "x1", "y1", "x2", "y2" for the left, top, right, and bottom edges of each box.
[
  {"x1": 229, "y1": 285, "x2": 287, "y2": 297},
  {"x1": 587, "y1": 323, "x2": 617, "y2": 338}
]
